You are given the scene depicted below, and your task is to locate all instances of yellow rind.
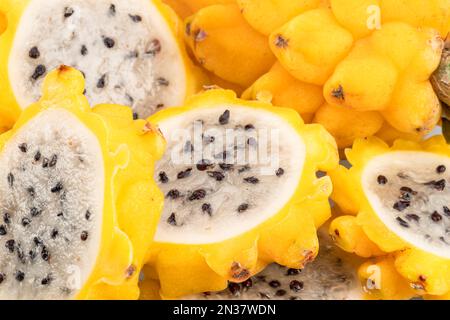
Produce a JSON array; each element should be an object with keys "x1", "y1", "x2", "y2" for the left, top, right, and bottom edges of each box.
[
  {"x1": 145, "y1": 89, "x2": 339, "y2": 299},
  {"x1": 0, "y1": 66, "x2": 164, "y2": 300},
  {"x1": 0, "y1": 0, "x2": 200, "y2": 132},
  {"x1": 330, "y1": 136, "x2": 450, "y2": 298}
]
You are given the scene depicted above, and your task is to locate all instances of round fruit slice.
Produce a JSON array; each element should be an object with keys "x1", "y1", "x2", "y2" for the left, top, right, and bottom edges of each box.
[
  {"x1": 329, "y1": 136, "x2": 450, "y2": 298},
  {"x1": 0, "y1": 66, "x2": 164, "y2": 300},
  {"x1": 0, "y1": 0, "x2": 199, "y2": 130},
  {"x1": 145, "y1": 89, "x2": 339, "y2": 298}
]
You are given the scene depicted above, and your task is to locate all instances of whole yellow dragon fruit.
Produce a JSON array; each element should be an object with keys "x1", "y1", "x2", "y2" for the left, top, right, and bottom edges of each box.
[{"x1": 174, "y1": 0, "x2": 450, "y2": 148}]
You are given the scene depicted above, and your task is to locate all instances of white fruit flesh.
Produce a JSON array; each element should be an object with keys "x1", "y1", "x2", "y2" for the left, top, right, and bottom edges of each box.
[
  {"x1": 0, "y1": 109, "x2": 104, "y2": 299},
  {"x1": 154, "y1": 105, "x2": 305, "y2": 244},
  {"x1": 184, "y1": 230, "x2": 363, "y2": 300},
  {"x1": 362, "y1": 151, "x2": 450, "y2": 259},
  {"x1": 9, "y1": 0, "x2": 186, "y2": 118}
]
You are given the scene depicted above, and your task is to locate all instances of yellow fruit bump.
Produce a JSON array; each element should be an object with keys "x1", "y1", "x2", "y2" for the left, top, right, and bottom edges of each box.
[
  {"x1": 329, "y1": 136, "x2": 450, "y2": 299},
  {"x1": 0, "y1": 66, "x2": 165, "y2": 299}
]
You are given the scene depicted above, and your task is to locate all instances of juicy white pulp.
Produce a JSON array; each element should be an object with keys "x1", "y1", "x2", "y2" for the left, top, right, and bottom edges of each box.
[
  {"x1": 362, "y1": 151, "x2": 450, "y2": 259},
  {"x1": 154, "y1": 105, "x2": 306, "y2": 244},
  {"x1": 184, "y1": 230, "x2": 363, "y2": 300},
  {"x1": 0, "y1": 109, "x2": 104, "y2": 299},
  {"x1": 9, "y1": 0, "x2": 186, "y2": 118}
]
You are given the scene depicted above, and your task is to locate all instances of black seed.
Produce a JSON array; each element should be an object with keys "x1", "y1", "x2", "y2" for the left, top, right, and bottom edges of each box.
[
  {"x1": 276, "y1": 168, "x2": 285, "y2": 177},
  {"x1": 29, "y1": 249, "x2": 36, "y2": 260},
  {"x1": 237, "y1": 203, "x2": 249, "y2": 213},
  {"x1": 203, "y1": 135, "x2": 215, "y2": 143},
  {"x1": 177, "y1": 168, "x2": 192, "y2": 179},
  {"x1": 275, "y1": 289, "x2": 287, "y2": 297},
  {"x1": 41, "y1": 246, "x2": 50, "y2": 261},
  {"x1": 290, "y1": 280, "x2": 304, "y2": 292},
  {"x1": 424, "y1": 179, "x2": 446, "y2": 191},
  {"x1": 18, "y1": 143, "x2": 28, "y2": 153},
  {"x1": 331, "y1": 85, "x2": 345, "y2": 100},
  {"x1": 269, "y1": 280, "x2": 281, "y2": 288},
  {"x1": 189, "y1": 189, "x2": 207, "y2": 201},
  {"x1": 167, "y1": 213, "x2": 177, "y2": 226},
  {"x1": 405, "y1": 214, "x2": 420, "y2": 222},
  {"x1": 156, "y1": 103, "x2": 164, "y2": 109},
  {"x1": 64, "y1": 7, "x2": 74, "y2": 18},
  {"x1": 7, "y1": 173, "x2": 14, "y2": 188},
  {"x1": 238, "y1": 166, "x2": 251, "y2": 174},
  {"x1": 31, "y1": 65, "x2": 46, "y2": 80},
  {"x1": 21, "y1": 218, "x2": 31, "y2": 227},
  {"x1": 377, "y1": 175, "x2": 388, "y2": 185},
  {"x1": 207, "y1": 171, "x2": 225, "y2": 182},
  {"x1": 444, "y1": 206, "x2": 450, "y2": 217},
  {"x1": 247, "y1": 137, "x2": 257, "y2": 147},
  {"x1": 0, "y1": 273, "x2": 5, "y2": 284},
  {"x1": 33, "y1": 237, "x2": 42, "y2": 246},
  {"x1": 57, "y1": 212, "x2": 64, "y2": 218},
  {"x1": 242, "y1": 279, "x2": 253, "y2": 289},
  {"x1": 244, "y1": 176, "x2": 259, "y2": 184},
  {"x1": 5, "y1": 240, "x2": 15, "y2": 253},
  {"x1": 30, "y1": 207, "x2": 41, "y2": 217},
  {"x1": 41, "y1": 275, "x2": 53, "y2": 285},
  {"x1": 437, "y1": 165, "x2": 447, "y2": 174},
  {"x1": 81, "y1": 45, "x2": 88, "y2": 56},
  {"x1": 274, "y1": 34, "x2": 289, "y2": 48},
  {"x1": 3, "y1": 213, "x2": 10, "y2": 225},
  {"x1": 17, "y1": 246, "x2": 25, "y2": 264},
  {"x1": 245, "y1": 124, "x2": 255, "y2": 131},
  {"x1": 27, "y1": 187, "x2": 35, "y2": 197},
  {"x1": 156, "y1": 78, "x2": 169, "y2": 86},
  {"x1": 167, "y1": 189, "x2": 181, "y2": 200},
  {"x1": 396, "y1": 217, "x2": 410, "y2": 228},
  {"x1": 42, "y1": 157, "x2": 49, "y2": 168},
  {"x1": 0, "y1": 225, "x2": 6, "y2": 236},
  {"x1": 126, "y1": 94, "x2": 134, "y2": 104},
  {"x1": 400, "y1": 186, "x2": 416, "y2": 194},
  {"x1": 97, "y1": 74, "x2": 107, "y2": 88},
  {"x1": 219, "y1": 110, "x2": 230, "y2": 125},
  {"x1": 49, "y1": 154, "x2": 58, "y2": 167},
  {"x1": 159, "y1": 171, "x2": 169, "y2": 183},
  {"x1": 219, "y1": 163, "x2": 234, "y2": 171},
  {"x1": 287, "y1": 268, "x2": 300, "y2": 276},
  {"x1": 197, "y1": 159, "x2": 213, "y2": 171},
  {"x1": 34, "y1": 151, "x2": 41, "y2": 162},
  {"x1": 29, "y1": 46, "x2": 40, "y2": 59},
  {"x1": 109, "y1": 4, "x2": 116, "y2": 16},
  {"x1": 133, "y1": 112, "x2": 138, "y2": 120},
  {"x1": 431, "y1": 211, "x2": 443, "y2": 222},
  {"x1": 129, "y1": 14, "x2": 142, "y2": 22},
  {"x1": 81, "y1": 231, "x2": 89, "y2": 241},
  {"x1": 51, "y1": 229, "x2": 59, "y2": 239},
  {"x1": 15, "y1": 271, "x2": 25, "y2": 282},
  {"x1": 393, "y1": 201, "x2": 410, "y2": 212},
  {"x1": 51, "y1": 182, "x2": 64, "y2": 193},
  {"x1": 103, "y1": 37, "x2": 115, "y2": 48},
  {"x1": 228, "y1": 283, "x2": 241, "y2": 296},
  {"x1": 146, "y1": 39, "x2": 162, "y2": 55},
  {"x1": 201, "y1": 203, "x2": 212, "y2": 216}
]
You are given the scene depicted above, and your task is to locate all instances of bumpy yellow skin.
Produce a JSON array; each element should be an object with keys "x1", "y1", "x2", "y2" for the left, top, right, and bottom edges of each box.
[
  {"x1": 0, "y1": 0, "x2": 201, "y2": 132},
  {"x1": 192, "y1": 0, "x2": 447, "y2": 148},
  {"x1": 144, "y1": 89, "x2": 339, "y2": 299},
  {"x1": 236, "y1": 0, "x2": 322, "y2": 36},
  {"x1": 0, "y1": 66, "x2": 164, "y2": 300},
  {"x1": 185, "y1": 3, "x2": 275, "y2": 88},
  {"x1": 162, "y1": 0, "x2": 234, "y2": 19},
  {"x1": 330, "y1": 136, "x2": 450, "y2": 299},
  {"x1": 242, "y1": 62, "x2": 324, "y2": 123}
]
